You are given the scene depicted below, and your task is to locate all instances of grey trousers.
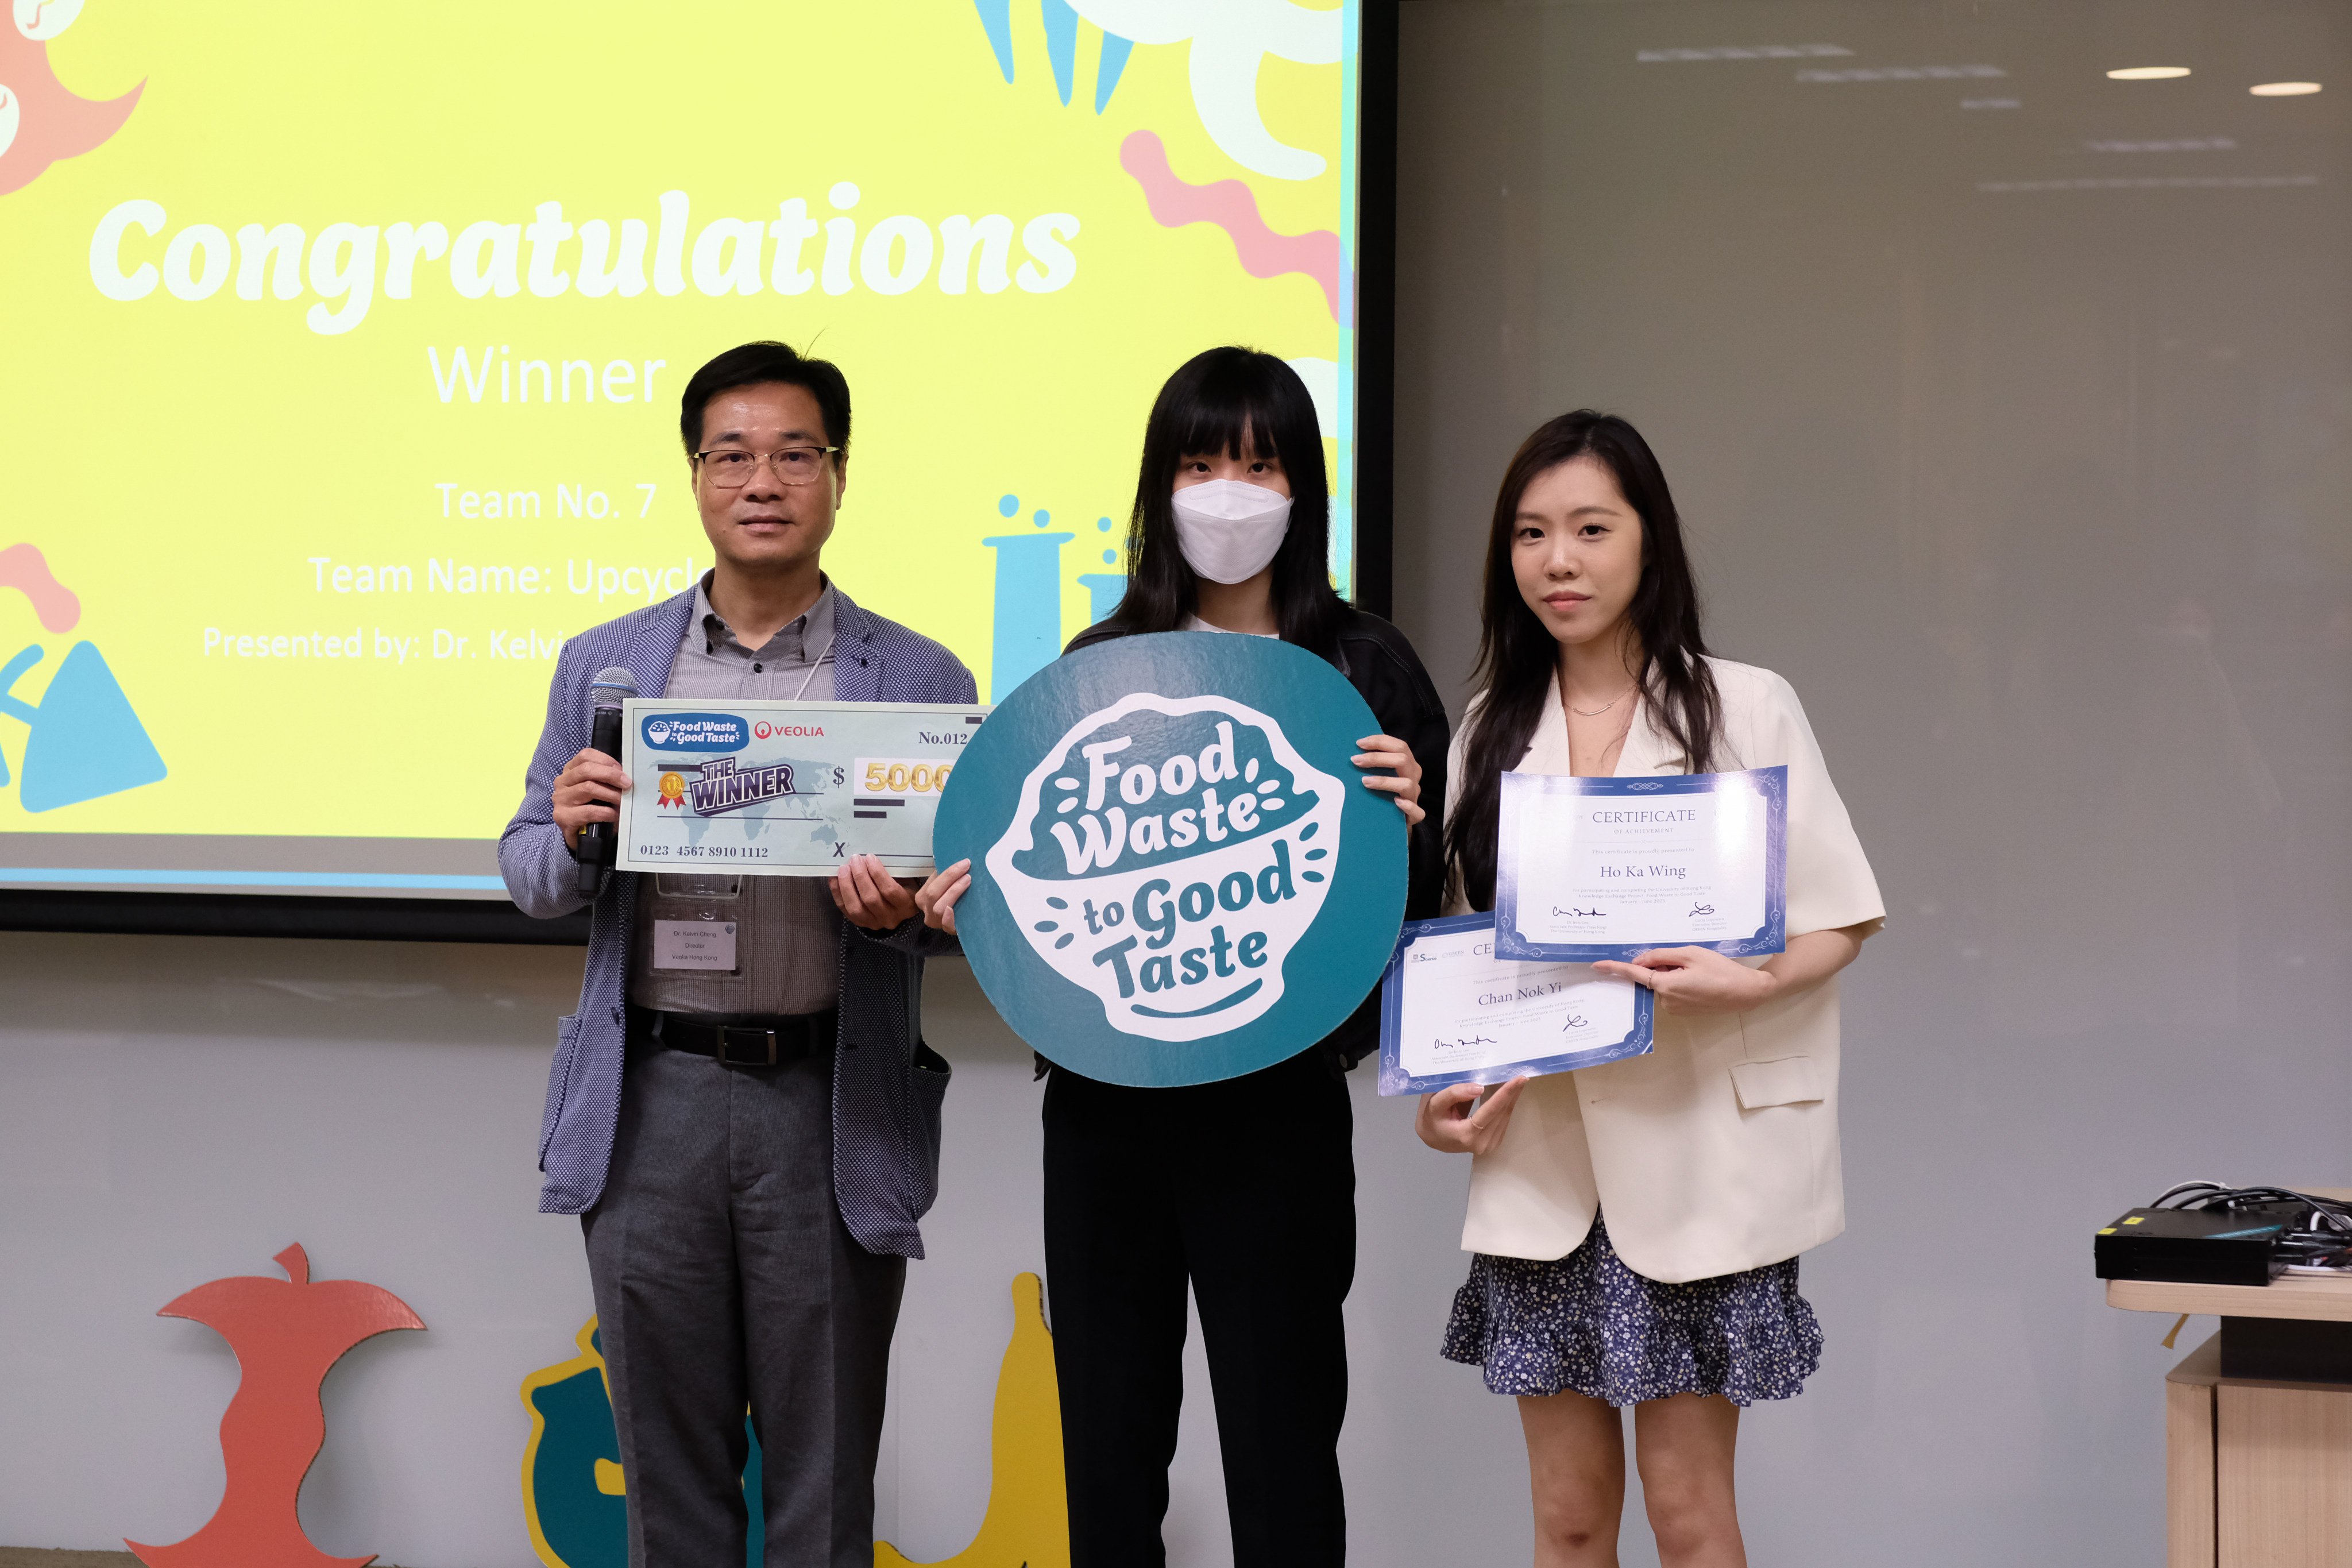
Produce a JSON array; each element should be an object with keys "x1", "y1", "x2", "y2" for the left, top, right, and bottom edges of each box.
[{"x1": 582, "y1": 1038, "x2": 906, "y2": 1568}]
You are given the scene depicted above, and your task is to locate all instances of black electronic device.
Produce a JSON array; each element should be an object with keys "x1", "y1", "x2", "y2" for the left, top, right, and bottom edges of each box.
[
  {"x1": 574, "y1": 667, "x2": 639, "y2": 895},
  {"x1": 2093, "y1": 1203, "x2": 2299, "y2": 1286}
]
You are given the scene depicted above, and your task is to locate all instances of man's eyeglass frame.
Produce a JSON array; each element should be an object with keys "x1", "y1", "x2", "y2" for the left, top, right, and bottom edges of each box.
[{"x1": 692, "y1": 446, "x2": 843, "y2": 488}]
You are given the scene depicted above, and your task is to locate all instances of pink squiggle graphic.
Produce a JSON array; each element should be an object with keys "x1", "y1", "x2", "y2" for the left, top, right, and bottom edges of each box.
[
  {"x1": 0, "y1": 544, "x2": 81, "y2": 632},
  {"x1": 1119, "y1": 130, "x2": 1345, "y2": 324},
  {"x1": 0, "y1": 25, "x2": 144, "y2": 198}
]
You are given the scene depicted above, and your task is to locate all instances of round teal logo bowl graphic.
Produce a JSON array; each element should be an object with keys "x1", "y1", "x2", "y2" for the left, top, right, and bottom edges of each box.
[{"x1": 936, "y1": 632, "x2": 1405, "y2": 1086}]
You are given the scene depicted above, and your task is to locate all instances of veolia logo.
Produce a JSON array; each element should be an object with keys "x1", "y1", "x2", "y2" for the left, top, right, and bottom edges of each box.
[
  {"x1": 987, "y1": 694, "x2": 1342, "y2": 1041},
  {"x1": 640, "y1": 712, "x2": 744, "y2": 751}
]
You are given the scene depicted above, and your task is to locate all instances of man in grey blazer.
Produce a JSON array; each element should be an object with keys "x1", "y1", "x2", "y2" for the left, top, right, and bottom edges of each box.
[{"x1": 501, "y1": 341, "x2": 974, "y2": 1568}]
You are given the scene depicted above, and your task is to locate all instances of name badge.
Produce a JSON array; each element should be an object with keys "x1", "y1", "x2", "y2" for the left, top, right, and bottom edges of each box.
[{"x1": 653, "y1": 918, "x2": 738, "y2": 971}]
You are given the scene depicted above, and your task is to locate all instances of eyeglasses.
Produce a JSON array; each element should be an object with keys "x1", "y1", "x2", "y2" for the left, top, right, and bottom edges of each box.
[{"x1": 694, "y1": 445, "x2": 841, "y2": 488}]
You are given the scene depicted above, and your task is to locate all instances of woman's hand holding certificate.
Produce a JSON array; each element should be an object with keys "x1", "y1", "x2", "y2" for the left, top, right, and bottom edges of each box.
[
  {"x1": 1591, "y1": 944, "x2": 1779, "y2": 1014},
  {"x1": 1494, "y1": 766, "x2": 1789, "y2": 961},
  {"x1": 1414, "y1": 1074, "x2": 1532, "y2": 1156}
]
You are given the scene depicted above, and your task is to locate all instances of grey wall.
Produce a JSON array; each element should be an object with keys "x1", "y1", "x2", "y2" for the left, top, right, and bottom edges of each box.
[
  {"x1": 0, "y1": 934, "x2": 1179, "y2": 1565},
  {"x1": 1391, "y1": 1, "x2": 2352, "y2": 1563},
  {"x1": 0, "y1": 934, "x2": 1508, "y2": 1568}
]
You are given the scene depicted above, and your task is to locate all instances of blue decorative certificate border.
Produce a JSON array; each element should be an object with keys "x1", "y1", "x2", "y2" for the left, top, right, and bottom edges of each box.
[
  {"x1": 1493, "y1": 766, "x2": 1788, "y2": 963},
  {"x1": 1376, "y1": 912, "x2": 1655, "y2": 1096}
]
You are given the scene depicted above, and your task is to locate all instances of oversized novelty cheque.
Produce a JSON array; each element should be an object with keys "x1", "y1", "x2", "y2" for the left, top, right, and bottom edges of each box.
[
  {"x1": 936, "y1": 633, "x2": 1408, "y2": 1087},
  {"x1": 1494, "y1": 766, "x2": 1788, "y2": 961},
  {"x1": 1377, "y1": 913, "x2": 1652, "y2": 1096},
  {"x1": 618, "y1": 700, "x2": 988, "y2": 876}
]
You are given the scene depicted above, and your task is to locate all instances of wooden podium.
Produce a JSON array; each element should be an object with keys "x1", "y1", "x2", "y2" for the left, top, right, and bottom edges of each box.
[{"x1": 2108, "y1": 1194, "x2": 2352, "y2": 1568}]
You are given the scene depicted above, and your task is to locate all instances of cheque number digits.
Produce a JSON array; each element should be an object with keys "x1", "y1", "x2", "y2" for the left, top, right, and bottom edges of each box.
[{"x1": 859, "y1": 759, "x2": 952, "y2": 796}]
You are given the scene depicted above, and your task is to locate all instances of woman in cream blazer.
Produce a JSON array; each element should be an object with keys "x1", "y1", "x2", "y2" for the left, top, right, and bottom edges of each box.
[{"x1": 1422, "y1": 412, "x2": 1882, "y2": 1568}]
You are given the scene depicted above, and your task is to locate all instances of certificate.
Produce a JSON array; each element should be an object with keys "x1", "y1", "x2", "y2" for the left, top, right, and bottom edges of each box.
[
  {"x1": 618, "y1": 699, "x2": 988, "y2": 876},
  {"x1": 1494, "y1": 766, "x2": 1786, "y2": 961},
  {"x1": 1376, "y1": 913, "x2": 1652, "y2": 1096}
]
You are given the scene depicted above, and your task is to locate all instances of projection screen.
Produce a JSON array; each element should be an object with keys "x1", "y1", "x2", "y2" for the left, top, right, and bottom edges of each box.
[{"x1": 0, "y1": 1, "x2": 1380, "y2": 923}]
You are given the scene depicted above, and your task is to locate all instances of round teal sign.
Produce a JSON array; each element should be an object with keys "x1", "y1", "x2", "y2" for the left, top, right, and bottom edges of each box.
[{"x1": 936, "y1": 631, "x2": 1407, "y2": 1087}]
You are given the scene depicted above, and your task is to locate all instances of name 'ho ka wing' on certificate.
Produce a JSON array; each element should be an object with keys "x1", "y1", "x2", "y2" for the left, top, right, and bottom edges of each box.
[
  {"x1": 1376, "y1": 913, "x2": 1652, "y2": 1096},
  {"x1": 1493, "y1": 766, "x2": 1787, "y2": 962},
  {"x1": 619, "y1": 699, "x2": 990, "y2": 876}
]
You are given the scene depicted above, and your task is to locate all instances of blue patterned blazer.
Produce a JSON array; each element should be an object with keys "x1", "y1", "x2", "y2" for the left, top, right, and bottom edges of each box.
[{"x1": 500, "y1": 582, "x2": 975, "y2": 1258}]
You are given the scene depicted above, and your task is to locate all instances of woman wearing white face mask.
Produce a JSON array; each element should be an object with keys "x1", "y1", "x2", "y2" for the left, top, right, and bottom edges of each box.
[{"x1": 917, "y1": 347, "x2": 1449, "y2": 1567}]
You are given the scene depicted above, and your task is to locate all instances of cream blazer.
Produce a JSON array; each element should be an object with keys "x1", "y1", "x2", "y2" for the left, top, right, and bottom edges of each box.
[{"x1": 1449, "y1": 658, "x2": 1884, "y2": 1284}]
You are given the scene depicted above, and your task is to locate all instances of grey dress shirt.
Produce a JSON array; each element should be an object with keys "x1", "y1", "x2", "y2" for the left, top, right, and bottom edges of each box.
[{"x1": 628, "y1": 574, "x2": 843, "y2": 1017}]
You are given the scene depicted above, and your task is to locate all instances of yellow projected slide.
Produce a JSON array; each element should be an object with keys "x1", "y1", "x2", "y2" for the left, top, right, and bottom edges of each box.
[{"x1": 0, "y1": 0, "x2": 1358, "y2": 891}]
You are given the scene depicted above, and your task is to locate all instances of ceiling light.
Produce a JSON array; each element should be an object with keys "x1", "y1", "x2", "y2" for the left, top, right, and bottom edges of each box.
[
  {"x1": 1962, "y1": 98, "x2": 2022, "y2": 110},
  {"x1": 2250, "y1": 82, "x2": 2322, "y2": 96},
  {"x1": 2107, "y1": 67, "x2": 2192, "y2": 80}
]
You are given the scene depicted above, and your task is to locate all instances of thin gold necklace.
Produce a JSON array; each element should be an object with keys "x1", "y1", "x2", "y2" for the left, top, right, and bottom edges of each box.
[{"x1": 1567, "y1": 681, "x2": 1637, "y2": 717}]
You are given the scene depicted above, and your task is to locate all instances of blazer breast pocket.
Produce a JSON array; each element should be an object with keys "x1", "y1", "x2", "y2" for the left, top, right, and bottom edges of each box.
[{"x1": 1728, "y1": 1054, "x2": 1822, "y2": 1111}]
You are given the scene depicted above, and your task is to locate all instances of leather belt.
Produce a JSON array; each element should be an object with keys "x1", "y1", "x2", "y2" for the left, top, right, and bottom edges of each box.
[{"x1": 632, "y1": 1007, "x2": 836, "y2": 1068}]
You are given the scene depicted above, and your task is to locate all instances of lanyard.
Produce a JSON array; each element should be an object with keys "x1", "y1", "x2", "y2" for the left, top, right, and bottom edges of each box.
[{"x1": 793, "y1": 634, "x2": 836, "y2": 701}]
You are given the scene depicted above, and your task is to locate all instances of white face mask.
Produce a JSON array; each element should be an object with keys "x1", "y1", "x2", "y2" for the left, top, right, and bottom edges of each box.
[{"x1": 1169, "y1": 479, "x2": 1292, "y2": 585}]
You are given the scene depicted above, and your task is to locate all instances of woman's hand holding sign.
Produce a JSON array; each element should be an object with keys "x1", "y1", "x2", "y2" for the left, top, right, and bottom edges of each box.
[
  {"x1": 916, "y1": 859, "x2": 972, "y2": 934},
  {"x1": 1353, "y1": 732, "x2": 1423, "y2": 825}
]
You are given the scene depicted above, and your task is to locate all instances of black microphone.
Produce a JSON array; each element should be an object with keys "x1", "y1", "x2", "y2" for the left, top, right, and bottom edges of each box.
[{"x1": 576, "y1": 666, "x2": 639, "y2": 895}]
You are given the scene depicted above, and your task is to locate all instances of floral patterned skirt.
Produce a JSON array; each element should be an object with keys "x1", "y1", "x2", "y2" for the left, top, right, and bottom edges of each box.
[{"x1": 1439, "y1": 1212, "x2": 1822, "y2": 1407}]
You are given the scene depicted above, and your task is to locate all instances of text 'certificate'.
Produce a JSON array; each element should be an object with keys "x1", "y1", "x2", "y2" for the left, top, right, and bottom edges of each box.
[
  {"x1": 619, "y1": 700, "x2": 988, "y2": 876},
  {"x1": 1377, "y1": 913, "x2": 1652, "y2": 1095},
  {"x1": 1494, "y1": 766, "x2": 1787, "y2": 961}
]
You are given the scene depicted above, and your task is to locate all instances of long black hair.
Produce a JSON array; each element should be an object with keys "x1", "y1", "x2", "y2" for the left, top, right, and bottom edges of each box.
[
  {"x1": 1445, "y1": 411, "x2": 1721, "y2": 910},
  {"x1": 1094, "y1": 346, "x2": 1344, "y2": 660}
]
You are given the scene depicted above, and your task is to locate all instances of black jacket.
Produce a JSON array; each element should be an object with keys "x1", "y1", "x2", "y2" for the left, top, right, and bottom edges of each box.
[{"x1": 1063, "y1": 609, "x2": 1452, "y2": 1069}]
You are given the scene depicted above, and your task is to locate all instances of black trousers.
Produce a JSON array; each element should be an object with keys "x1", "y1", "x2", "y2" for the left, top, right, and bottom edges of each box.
[
  {"x1": 1043, "y1": 1049, "x2": 1356, "y2": 1568},
  {"x1": 582, "y1": 1038, "x2": 906, "y2": 1568}
]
